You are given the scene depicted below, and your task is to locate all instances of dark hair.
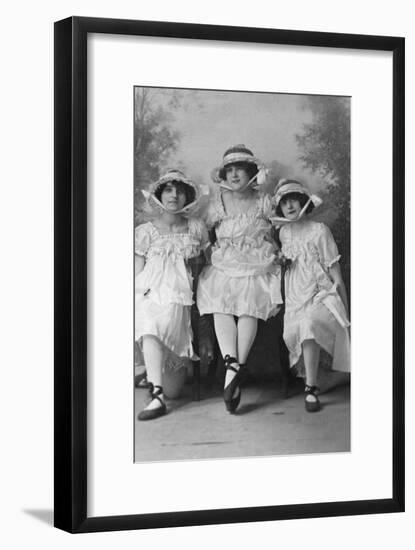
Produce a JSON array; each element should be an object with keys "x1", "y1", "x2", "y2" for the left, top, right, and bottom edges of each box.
[
  {"x1": 221, "y1": 161, "x2": 258, "y2": 181},
  {"x1": 276, "y1": 192, "x2": 314, "y2": 217},
  {"x1": 155, "y1": 180, "x2": 196, "y2": 206}
]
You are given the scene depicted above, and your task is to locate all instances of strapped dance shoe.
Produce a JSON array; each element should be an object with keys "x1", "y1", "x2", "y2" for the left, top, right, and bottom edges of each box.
[
  {"x1": 134, "y1": 371, "x2": 149, "y2": 389},
  {"x1": 138, "y1": 384, "x2": 167, "y2": 421},
  {"x1": 304, "y1": 385, "x2": 321, "y2": 413},
  {"x1": 223, "y1": 355, "x2": 245, "y2": 414}
]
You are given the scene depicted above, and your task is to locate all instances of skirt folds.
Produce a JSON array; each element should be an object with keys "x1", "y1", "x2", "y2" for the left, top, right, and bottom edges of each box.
[
  {"x1": 135, "y1": 296, "x2": 196, "y2": 367},
  {"x1": 284, "y1": 302, "x2": 350, "y2": 372},
  {"x1": 197, "y1": 265, "x2": 282, "y2": 321}
]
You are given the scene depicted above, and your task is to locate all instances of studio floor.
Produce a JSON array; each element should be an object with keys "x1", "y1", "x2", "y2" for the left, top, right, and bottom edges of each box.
[{"x1": 134, "y1": 376, "x2": 350, "y2": 462}]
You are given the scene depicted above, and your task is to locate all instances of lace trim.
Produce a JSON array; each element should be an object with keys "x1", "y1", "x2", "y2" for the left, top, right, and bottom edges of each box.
[
  {"x1": 149, "y1": 221, "x2": 189, "y2": 237},
  {"x1": 281, "y1": 241, "x2": 320, "y2": 263},
  {"x1": 215, "y1": 235, "x2": 275, "y2": 252},
  {"x1": 324, "y1": 255, "x2": 341, "y2": 269},
  {"x1": 148, "y1": 219, "x2": 205, "y2": 239},
  {"x1": 146, "y1": 244, "x2": 202, "y2": 260},
  {"x1": 134, "y1": 221, "x2": 205, "y2": 260}
]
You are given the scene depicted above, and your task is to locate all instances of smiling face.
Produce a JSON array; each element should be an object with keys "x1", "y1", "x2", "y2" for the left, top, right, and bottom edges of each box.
[
  {"x1": 280, "y1": 193, "x2": 303, "y2": 220},
  {"x1": 224, "y1": 162, "x2": 252, "y2": 191},
  {"x1": 160, "y1": 182, "x2": 187, "y2": 212}
]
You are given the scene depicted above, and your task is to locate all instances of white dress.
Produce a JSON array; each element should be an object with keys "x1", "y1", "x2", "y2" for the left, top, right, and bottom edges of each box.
[
  {"x1": 135, "y1": 218, "x2": 208, "y2": 367},
  {"x1": 197, "y1": 191, "x2": 282, "y2": 320},
  {"x1": 279, "y1": 219, "x2": 350, "y2": 372}
]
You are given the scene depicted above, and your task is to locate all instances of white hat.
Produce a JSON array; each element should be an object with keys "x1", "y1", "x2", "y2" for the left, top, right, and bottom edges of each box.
[
  {"x1": 271, "y1": 178, "x2": 323, "y2": 225},
  {"x1": 142, "y1": 169, "x2": 207, "y2": 216},
  {"x1": 212, "y1": 144, "x2": 268, "y2": 191}
]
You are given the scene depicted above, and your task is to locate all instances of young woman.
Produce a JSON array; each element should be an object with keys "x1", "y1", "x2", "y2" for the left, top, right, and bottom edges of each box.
[
  {"x1": 272, "y1": 178, "x2": 350, "y2": 412},
  {"x1": 135, "y1": 170, "x2": 208, "y2": 420},
  {"x1": 197, "y1": 145, "x2": 282, "y2": 413}
]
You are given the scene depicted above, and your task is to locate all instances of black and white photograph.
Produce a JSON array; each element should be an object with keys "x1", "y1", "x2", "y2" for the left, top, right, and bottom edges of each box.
[
  {"x1": 133, "y1": 86, "x2": 351, "y2": 462},
  {"x1": 1, "y1": 0, "x2": 409, "y2": 543},
  {"x1": 52, "y1": 12, "x2": 403, "y2": 535}
]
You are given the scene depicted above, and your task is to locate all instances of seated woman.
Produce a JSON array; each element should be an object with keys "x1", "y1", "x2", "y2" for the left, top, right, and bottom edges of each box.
[
  {"x1": 197, "y1": 145, "x2": 282, "y2": 413},
  {"x1": 271, "y1": 178, "x2": 350, "y2": 412}
]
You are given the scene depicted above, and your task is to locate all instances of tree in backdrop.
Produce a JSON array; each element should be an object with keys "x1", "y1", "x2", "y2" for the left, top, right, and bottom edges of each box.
[
  {"x1": 265, "y1": 160, "x2": 294, "y2": 194},
  {"x1": 296, "y1": 96, "x2": 351, "y2": 294},
  {"x1": 134, "y1": 88, "x2": 183, "y2": 224}
]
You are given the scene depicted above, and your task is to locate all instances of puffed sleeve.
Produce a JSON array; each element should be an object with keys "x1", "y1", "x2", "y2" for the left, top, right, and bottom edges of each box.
[
  {"x1": 316, "y1": 223, "x2": 341, "y2": 269},
  {"x1": 134, "y1": 223, "x2": 151, "y2": 257}
]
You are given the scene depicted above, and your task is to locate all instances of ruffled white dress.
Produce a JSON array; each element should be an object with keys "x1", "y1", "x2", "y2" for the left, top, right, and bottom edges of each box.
[
  {"x1": 197, "y1": 191, "x2": 282, "y2": 320},
  {"x1": 280, "y1": 219, "x2": 350, "y2": 372},
  {"x1": 135, "y1": 218, "x2": 208, "y2": 367}
]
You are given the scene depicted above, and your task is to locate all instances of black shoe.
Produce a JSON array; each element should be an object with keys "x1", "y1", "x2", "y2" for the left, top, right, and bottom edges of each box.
[
  {"x1": 304, "y1": 384, "x2": 321, "y2": 413},
  {"x1": 223, "y1": 356, "x2": 245, "y2": 414},
  {"x1": 138, "y1": 384, "x2": 167, "y2": 421},
  {"x1": 227, "y1": 387, "x2": 241, "y2": 414},
  {"x1": 135, "y1": 372, "x2": 149, "y2": 389}
]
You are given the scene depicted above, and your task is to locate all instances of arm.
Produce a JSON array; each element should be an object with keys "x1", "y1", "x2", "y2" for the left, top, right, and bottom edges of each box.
[
  {"x1": 203, "y1": 243, "x2": 212, "y2": 265},
  {"x1": 135, "y1": 254, "x2": 145, "y2": 275},
  {"x1": 200, "y1": 226, "x2": 216, "y2": 265},
  {"x1": 317, "y1": 224, "x2": 349, "y2": 317},
  {"x1": 198, "y1": 314, "x2": 216, "y2": 364},
  {"x1": 329, "y1": 262, "x2": 349, "y2": 318},
  {"x1": 134, "y1": 223, "x2": 151, "y2": 271}
]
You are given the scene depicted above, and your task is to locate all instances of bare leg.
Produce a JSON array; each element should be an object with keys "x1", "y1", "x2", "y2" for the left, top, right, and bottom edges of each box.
[
  {"x1": 302, "y1": 339, "x2": 320, "y2": 404},
  {"x1": 213, "y1": 313, "x2": 238, "y2": 388},
  {"x1": 142, "y1": 335, "x2": 165, "y2": 410}
]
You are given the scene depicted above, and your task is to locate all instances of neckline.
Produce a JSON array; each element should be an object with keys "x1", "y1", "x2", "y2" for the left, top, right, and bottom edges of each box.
[
  {"x1": 150, "y1": 220, "x2": 190, "y2": 236},
  {"x1": 283, "y1": 219, "x2": 315, "y2": 239},
  {"x1": 219, "y1": 190, "x2": 259, "y2": 218}
]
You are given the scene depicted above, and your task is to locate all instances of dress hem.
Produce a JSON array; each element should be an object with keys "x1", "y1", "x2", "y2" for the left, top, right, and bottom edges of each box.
[
  {"x1": 136, "y1": 333, "x2": 198, "y2": 370},
  {"x1": 198, "y1": 306, "x2": 281, "y2": 322}
]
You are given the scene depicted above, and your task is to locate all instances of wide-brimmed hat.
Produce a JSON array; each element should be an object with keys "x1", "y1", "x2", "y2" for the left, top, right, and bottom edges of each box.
[
  {"x1": 142, "y1": 169, "x2": 207, "y2": 216},
  {"x1": 149, "y1": 169, "x2": 197, "y2": 201},
  {"x1": 274, "y1": 178, "x2": 322, "y2": 208},
  {"x1": 216, "y1": 144, "x2": 260, "y2": 181},
  {"x1": 211, "y1": 144, "x2": 268, "y2": 190},
  {"x1": 271, "y1": 178, "x2": 323, "y2": 225}
]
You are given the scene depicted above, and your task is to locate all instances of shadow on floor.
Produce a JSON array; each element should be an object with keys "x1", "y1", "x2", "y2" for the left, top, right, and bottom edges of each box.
[
  {"x1": 23, "y1": 509, "x2": 54, "y2": 526},
  {"x1": 135, "y1": 380, "x2": 351, "y2": 462}
]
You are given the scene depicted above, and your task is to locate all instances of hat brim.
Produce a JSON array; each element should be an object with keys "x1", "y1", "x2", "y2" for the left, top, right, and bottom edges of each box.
[
  {"x1": 150, "y1": 174, "x2": 197, "y2": 198},
  {"x1": 217, "y1": 160, "x2": 259, "y2": 181},
  {"x1": 275, "y1": 190, "x2": 310, "y2": 207},
  {"x1": 274, "y1": 181, "x2": 313, "y2": 206},
  {"x1": 274, "y1": 189, "x2": 322, "y2": 213}
]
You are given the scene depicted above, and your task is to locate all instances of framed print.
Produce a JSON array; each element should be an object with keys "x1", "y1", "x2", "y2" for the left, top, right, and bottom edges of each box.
[{"x1": 54, "y1": 16, "x2": 405, "y2": 533}]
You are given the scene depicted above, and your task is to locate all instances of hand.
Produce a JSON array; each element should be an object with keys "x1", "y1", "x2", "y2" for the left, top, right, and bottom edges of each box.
[
  {"x1": 274, "y1": 250, "x2": 292, "y2": 268},
  {"x1": 199, "y1": 340, "x2": 214, "y2": 365}
]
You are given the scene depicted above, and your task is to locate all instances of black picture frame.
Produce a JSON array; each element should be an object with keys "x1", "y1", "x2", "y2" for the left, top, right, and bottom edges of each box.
[{"x1": 54, "y1": 16, "x2": 405, "y2": 533}]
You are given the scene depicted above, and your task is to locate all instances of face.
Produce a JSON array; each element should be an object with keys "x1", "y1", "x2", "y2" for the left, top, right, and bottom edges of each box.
[
  {"x1": 280, "y1": 195, "x2": 302, "y2": 220},
  {"x1": 160, "y1": 182, "x2": 187, "y2": 211},
  {"x1": 225, "y1": 163, "x2": 251, "y2": 191}
]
